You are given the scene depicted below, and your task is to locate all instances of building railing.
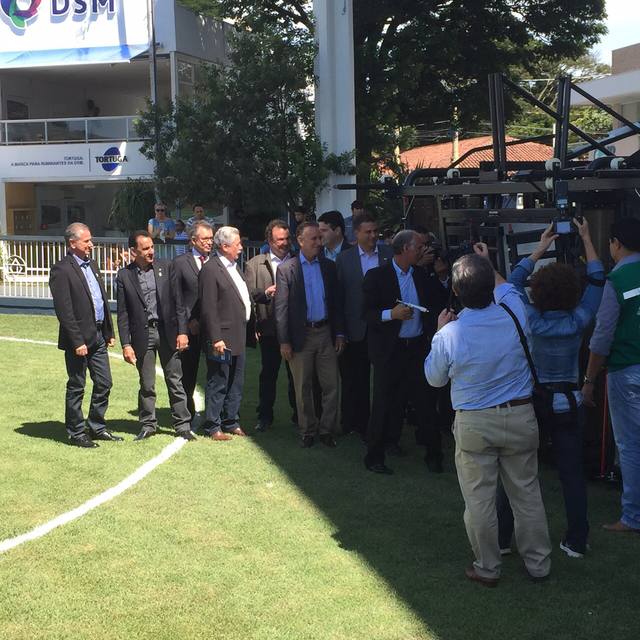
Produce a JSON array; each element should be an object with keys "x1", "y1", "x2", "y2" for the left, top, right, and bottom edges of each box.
[
  {"x1": 0, "y1": 236, "x2": 264, "y2": 304},
  {"x1": 0, "y1": 116, "x2": 147, "y2": 145}
]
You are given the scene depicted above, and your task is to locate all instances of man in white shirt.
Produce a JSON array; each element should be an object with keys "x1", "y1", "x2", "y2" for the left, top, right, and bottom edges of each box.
[{"x1": 199, "y1": 226, "x2": 255, "y2": 440}]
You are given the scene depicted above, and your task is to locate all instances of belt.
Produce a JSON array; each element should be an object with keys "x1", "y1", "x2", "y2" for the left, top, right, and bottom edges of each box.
[
  {"x1": 305, "y1": 319, "x2": 328, "y2": 328},
  {"x1": 493, "y1": 397, "x2": 532, "y2": 409},
  {"x1": 397, "y1": 335, "x2": 424, "y2": 348},
  {"x1": 148, "y1": 319, "x2": 160, "y2": 328}
]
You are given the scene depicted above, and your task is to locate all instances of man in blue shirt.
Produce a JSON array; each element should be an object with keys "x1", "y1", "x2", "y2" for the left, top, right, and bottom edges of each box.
[
  {"x1": 49, "y1": 223, "x2": 120, "y2": 447},
  {"x1": 425, "y1": 244, "x2": 551, "y2": 586},
  {"x1": 274, "y1": 222, "x2": 345, "y2": 447}
]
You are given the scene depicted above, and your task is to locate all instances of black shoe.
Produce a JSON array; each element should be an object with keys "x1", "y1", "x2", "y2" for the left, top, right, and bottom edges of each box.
[
  {"x1": 365, "y1": 462, "x2": 394, "y2": 475},
  {"x1": 300, "y1": 435, "x2": 315, "y2": 448},
  {"x1": 319, "y1": 434, "x2": 337, "y2": 448},
  {"x1": 69, "y1": 434, "x2": 99, "y2": 448},
  {"x1": 134, "y1": 429, "x2": 155, "y2": 441},
  {"x1": 386, "y1": 444, "x2": 406, "y2": 457},
  {"x1": 91, "y1": 430, "x2": 124, "y2": 442},
  {"x1": 426, "y1": 458, "x2": 444, "y2": 473},
  {"x1": 179, "y1": 430, "x2": 198, "y2": 441},
  {"x1": 255, "y1": 420, "x2": 271, "y2": 432}
]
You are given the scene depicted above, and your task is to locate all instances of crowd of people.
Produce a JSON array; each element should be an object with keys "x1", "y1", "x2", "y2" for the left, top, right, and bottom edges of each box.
[{"x1": 48, "y1": 207, "x2": 640, "y2": 587}]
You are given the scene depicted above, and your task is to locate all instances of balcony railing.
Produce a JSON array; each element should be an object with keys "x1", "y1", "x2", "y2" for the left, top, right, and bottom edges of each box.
[
  {"x1": 0, "y1": 236, "x2": 263, "y2": 303},
  {"x1": 0, "y1": 116, "x2": 147, "y2": 145}
]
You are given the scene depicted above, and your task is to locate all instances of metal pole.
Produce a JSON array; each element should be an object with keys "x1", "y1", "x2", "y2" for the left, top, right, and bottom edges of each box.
[{"x1": 148, "y1": 0, "x2": 160, "y2": 199}]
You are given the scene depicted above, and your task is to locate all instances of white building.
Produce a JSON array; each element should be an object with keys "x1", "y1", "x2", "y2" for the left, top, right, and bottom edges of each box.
[
  {"x1": 574, "y1": 42, "x2": 640, "y2": 156},
  {"x1": 0, "y1": 0, "x2": 231, "y2": 236}
]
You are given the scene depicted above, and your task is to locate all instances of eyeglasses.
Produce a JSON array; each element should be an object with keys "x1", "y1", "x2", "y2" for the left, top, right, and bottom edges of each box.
[{"x1": 155, "y1": 208, "x2": 166, "y2": 212}]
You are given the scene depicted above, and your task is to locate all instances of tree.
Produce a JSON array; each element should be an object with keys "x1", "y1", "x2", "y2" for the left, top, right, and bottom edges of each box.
[
  {"x1": 179, "y1": 1, "x2": 607, "y2": 182},
  {"x1": 137, "y1": 26, "x2": 341, "y2": 225}
]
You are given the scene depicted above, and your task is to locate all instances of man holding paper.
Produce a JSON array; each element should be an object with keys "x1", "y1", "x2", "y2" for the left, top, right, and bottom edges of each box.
[{"x1": 362, "y1": 230, "x2": 445, "y2": 474}]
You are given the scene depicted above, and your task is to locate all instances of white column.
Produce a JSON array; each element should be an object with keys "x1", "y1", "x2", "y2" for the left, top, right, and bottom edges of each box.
[
  {"x1": 0, "y1": 183, "x2": 7, "y2": 235},
  {"x1": 314, "y1": 0, "x2": 356, "y2": 217}
]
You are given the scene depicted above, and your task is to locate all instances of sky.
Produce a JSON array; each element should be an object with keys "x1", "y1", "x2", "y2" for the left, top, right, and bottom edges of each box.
[{"x1": 594, "y1": 0, "x2": 640, "y2": 63}]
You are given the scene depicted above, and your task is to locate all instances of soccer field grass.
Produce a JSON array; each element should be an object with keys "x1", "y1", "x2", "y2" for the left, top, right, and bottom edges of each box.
[{"x1": 0, "y1": 313, "x2": 638, "y2": 640}]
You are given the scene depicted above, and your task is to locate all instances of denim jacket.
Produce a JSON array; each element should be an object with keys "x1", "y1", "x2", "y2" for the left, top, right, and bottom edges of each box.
[{"x1": 509, "y1": 257, "x2": 605, "y2": 413}]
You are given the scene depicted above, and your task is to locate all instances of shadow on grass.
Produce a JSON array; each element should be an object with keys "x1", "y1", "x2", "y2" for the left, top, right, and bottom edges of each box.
[{"x1": 15, "y1": 418, "x2": 176, "y2": 441}]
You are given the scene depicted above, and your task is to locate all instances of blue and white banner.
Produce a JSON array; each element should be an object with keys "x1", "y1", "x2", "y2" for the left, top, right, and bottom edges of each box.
[{"x1": 0, "y1": 1, "x2": 150, "y2": 69}]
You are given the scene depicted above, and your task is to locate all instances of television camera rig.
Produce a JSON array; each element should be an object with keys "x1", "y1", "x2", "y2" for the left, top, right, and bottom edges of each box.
[{"x1": 339, "y1": 73, "x2": 640, "y2": 274}]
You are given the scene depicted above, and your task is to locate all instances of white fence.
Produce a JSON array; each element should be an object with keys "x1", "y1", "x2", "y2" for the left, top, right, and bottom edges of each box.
[{"x1": 0, "y1": 236, "x2": 263, "y2": 304}]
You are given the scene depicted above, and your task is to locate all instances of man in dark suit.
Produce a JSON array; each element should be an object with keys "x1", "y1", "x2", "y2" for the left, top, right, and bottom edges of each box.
[
  {"x1": 275, "y1": 221, "x2": 345, "y2": 447},
  {"x1": 318, "y1": 210, "x2": 351, "y2": 261},
  {"x1": 199, "y1": 226, "x2": 255, "y2": 440},
  {"x1": 336, "y1": 213, "x2": 393, "y2": 438},
  {"x1": 244, "y1": 219, "x2": 297, "y2": 431},
  {"x1": 116, "y1": 230, "x2": 195, "y2": 441},
  {"x1": 49, "y1": 222, "x2": 121, "y2": 448},
  {"x1": 173, "y1": 220, "x2": 215, "y2": 419},
  {"x1": 363, "y1": 230, "x2": 445, "y2": 474}
]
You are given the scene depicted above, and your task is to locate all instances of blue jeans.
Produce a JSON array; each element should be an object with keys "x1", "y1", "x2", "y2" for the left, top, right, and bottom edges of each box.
[
  {"x1": 204, "y1": 352, "x2": 246, "y2": 434},
  {"x1": 608, "y1": 364, "x2": 640, "y2": 530},
  {"x1": 497, "y1": 408, "x2": 589, "y2": 551}
]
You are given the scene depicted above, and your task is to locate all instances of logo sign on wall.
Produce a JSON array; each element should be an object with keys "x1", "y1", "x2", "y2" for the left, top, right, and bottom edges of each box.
[
  {"x1": 96, "y1": 146, "x2": 128, "y2": 173},
  {"x1": 0, "y1": 1, "x2": 150, "y2": 68}
]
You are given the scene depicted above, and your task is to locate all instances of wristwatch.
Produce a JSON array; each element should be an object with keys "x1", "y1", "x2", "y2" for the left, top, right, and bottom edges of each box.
[{"x1": 583, "y1": 375, "x2": 595, "y2": 385}]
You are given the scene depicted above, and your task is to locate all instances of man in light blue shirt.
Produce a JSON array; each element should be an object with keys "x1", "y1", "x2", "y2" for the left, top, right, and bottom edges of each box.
[{"x1": 425, "y1": 245, "x2": 551, "y2": 586}]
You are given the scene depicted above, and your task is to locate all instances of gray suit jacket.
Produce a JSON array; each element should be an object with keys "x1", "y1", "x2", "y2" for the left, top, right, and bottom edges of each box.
[{"x1": 336, "y1": 244, "x2": 393, "y2": 342}]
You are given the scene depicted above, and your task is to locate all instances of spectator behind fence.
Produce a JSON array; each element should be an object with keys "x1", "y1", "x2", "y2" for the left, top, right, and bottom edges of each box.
[
  {"x1": 49, "y1": 222, "x2": 119, "y2": 448},
  {"x1": 497, "y1": 219, "x2": 604, "y2": 559},
  {"x1": 582, "y1": 216, "x2": 640, "y2": 534},
  {"x1": 174, "y1": 219, "x2": 189, "y2": 256},
  {"x1": 425, "y1": 245, "x2": 551, "y2": 587},
  {"x1": 148, "y1": 202, "x2": 176, "y2": 243},
  {"x1": 186, "y1": 204, "x2": 216, "y2": 231},
  {"x1": 116, "y1": 231, "x2": 195, "y2": 442}
]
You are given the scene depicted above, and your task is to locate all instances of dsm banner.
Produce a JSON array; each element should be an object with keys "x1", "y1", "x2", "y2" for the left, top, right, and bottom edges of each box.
[{"x1": 0, "y1": 1, "x2": 150, "y2": 69}]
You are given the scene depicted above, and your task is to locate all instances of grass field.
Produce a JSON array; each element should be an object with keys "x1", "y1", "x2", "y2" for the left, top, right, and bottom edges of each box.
[{"x1": 0, "y1": 313, "x2": 639, "y2": 640}]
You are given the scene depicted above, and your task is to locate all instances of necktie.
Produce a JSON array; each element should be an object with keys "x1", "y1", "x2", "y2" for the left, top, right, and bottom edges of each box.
[
  {"x1": 199, "y1": 255, "x2": 206, "y2": 268},
  {"x1": 81, "y1": 261, "x2": 90, "y2": 269}
]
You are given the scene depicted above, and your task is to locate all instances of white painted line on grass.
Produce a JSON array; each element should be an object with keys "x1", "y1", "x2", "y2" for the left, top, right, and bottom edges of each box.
[
  {"x1": 0, "y1": 334, "x2": 198, "y2": 554},
  {"x1": 0, "y1": 437, "x2": 186, "y2": 554}
]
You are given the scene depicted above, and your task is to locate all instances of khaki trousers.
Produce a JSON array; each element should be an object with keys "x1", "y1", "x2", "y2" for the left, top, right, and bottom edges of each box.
[
  {"x1": 288, "y1": 326, "x2": 339, "y2": 437},
  {"x1": 453, "y1": 403, "x2": 551, "y2": 579}
]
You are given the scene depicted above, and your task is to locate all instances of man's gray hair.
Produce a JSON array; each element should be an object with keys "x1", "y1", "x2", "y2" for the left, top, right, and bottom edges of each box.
[
  {"x1": 391, "y1": 229, "x2": 417, "y2": 255},
  {"x1": 64, "y1": 222, "x2": 90, "y2": 245},
  {"x1": 190, "y1": 220, "x2": 213, "y2": 241},
  {"x1": 214, "y1": 225, "x2": 240, "y2": 249},
  {"x1": 451, "y1": 254, "x2": 495, "y2": 309}
]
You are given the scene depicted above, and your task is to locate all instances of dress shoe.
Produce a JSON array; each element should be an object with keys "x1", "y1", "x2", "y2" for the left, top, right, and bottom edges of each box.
[
  {"x1": 225, "y1": 426, "x2": 246, "y2": 436},
  {"x1": 602, "y1": 520, "x2": 640, "y2": 533},
  {"x1": 465, "y1": 566, "x2": 499, "y2": 588},
  {"x1": 426, "y1": 458, "x2": 444, "y2": 473},
  {"x1": 300, "y1": 435, "x2": 315, "y2": 448},
  {"x1": 91, "y1": 430, "x2": 124, "y2": 442},
  {"x1": 179, "y1": 430, "x2": 198, "y2": 441},
  {"x1": 211, "y1": 431, "x2": 232, "y2": 441},
  {"x1": 134, "y1": 429, "x2": 156, "y2": 441},
  {"x1": 365, "y1": 462, "x2": 394, "y2": 475},
  {"x1": 255, "y1": 420, "x2": 271, "y2": 432},
  {"x1": 319, "y1": 434, "x2": 337, "y2": 448},
  {"x1": 69, "y1": 434, "x2": 99, "y2": 448}
]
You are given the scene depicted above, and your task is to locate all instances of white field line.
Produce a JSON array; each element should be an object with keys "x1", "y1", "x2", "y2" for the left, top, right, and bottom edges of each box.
[{"x1": 0, "y1": 334, "x2": 199, "y2": 554}]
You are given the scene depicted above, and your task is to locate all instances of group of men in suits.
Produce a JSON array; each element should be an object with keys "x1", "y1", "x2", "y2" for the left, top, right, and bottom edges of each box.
[{"x1": 50, "y1": 217, "x2": 447, "y2": 474}]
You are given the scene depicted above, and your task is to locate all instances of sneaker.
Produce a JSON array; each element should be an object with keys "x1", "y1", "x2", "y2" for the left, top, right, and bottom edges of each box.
[
  {"x1": 560, "y1": 540, "x2": 586, "y2": 558},
  {"x1": 499, "y1": 547, "x2": 512, "y2": 556}
]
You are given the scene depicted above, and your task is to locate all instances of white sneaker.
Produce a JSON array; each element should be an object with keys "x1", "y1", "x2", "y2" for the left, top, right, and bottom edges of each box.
[{"x1": 560, "y1": 540, "x2": 585, "y2": 558}]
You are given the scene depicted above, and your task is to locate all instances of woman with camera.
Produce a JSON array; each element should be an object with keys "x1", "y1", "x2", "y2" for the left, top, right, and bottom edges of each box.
[{"x1": 498, "y1": 218, "x2": 605, "y2": 559}]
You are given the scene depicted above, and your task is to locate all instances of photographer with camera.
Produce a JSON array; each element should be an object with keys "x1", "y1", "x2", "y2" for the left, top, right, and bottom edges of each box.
[{"x1": 497, "y1": 218, "x2": 605, "y2": 559}]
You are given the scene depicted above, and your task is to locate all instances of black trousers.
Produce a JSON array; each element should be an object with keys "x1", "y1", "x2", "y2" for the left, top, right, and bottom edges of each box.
[
  {"x1": 366, "y1": 337, "x2": 441, "y2": 467},
  {"x1": 180, "y1": 331, "x2": 202, "y2": 418},
  {"x1": 256, "y1": 334, "x2": 296, "y2": 424},
  {"x1": 64, "y1": 332, "x2": 112, "y2": 438},
  {"x1": 340, "y1": 338, "x2": 371, "y2": 435}
]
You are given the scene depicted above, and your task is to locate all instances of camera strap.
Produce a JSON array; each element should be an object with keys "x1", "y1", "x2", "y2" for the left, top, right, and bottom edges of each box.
[{"x1": 499, "y1": 303, "x2": 539, "y2": 385}]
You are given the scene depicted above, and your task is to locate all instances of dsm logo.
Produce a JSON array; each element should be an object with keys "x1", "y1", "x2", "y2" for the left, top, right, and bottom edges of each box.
[
  {"x1": 1, "y1": 1, "x2": 42, "y2": 29},
  {"x1": 95, "y1": 147, "x2": 128, "y2": 173}
]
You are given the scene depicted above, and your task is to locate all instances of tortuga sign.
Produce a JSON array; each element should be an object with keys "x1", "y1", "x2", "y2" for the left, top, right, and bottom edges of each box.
[{"x1": 0, "y1": 0, "x2": 150, "y2": 68}]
